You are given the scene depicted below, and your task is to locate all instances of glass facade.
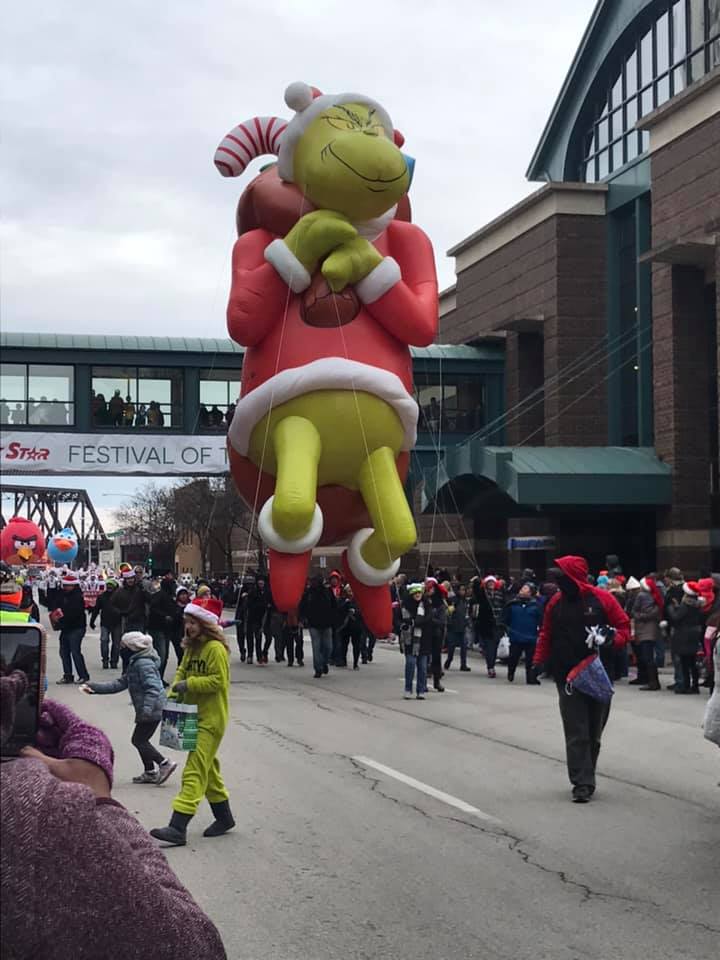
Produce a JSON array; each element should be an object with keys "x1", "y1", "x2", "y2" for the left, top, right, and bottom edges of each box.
[
  {"x1": 581, "y1": 0, "x2": 720, "y2": 181},
  {"x1": 199, "y1": 368, "x2": 241, "y2": 431},
  {"x1": 0, "y1": 363, "x2": 74, "y2": 426},
  {"x1": 91, "y1": 366, "x2": 183, "y2": 429},
  {"x1": 415, "y1": 376, "x2": 486, "y2": 434}
]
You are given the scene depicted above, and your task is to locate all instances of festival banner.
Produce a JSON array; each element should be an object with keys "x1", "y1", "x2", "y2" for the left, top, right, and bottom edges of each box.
[{"x1": 0, "y1": 431, "x2": 230, "y2": 476}]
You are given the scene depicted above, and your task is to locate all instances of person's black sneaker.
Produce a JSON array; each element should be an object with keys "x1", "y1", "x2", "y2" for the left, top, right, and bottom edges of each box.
[
  {"x1": 507, "y1": 667, "x2": 515, "y2": 683},
  {"x1": 690, "y1": 686, "x2": 700, "y2": 694},
  {"x1": 102, "y1": 661, "x2": 109, "y2": 670},
  {"x1": 444, "y1": 659, "x2": 451, "y2": 671},
  {"x1": 322, "y1": 664, "x2": 329, "y2": 675},
  {"x1": 56, "y1": 676, "x2": 74, "y2": 684},
  {"x1": 433, "y1": 683, "x2": 445, "y2": 693},
  {"x1": 460, "y1": 666, "x2": 471, "y2": 672},
  {"x1": 674, "y1": 687, "x2": 690, "y2": 695},
  {"x1": 314, "y1": 671, "x2": 322, "y2": 678},
  {"x1": 110, "y1": 661, "x2": 118, "y2": 669},
  {"x1": 353, "y1": 664, "x2": 359, "y2": 670},
  {"x1": 297, "y1": 660, "x2": 304, "y2": 667},
  {"x1": 240, "y1": 652, "x2": 246, "y2": 663},
  {"x1": 247, "y1": 657, "x2": 253, "y2": 665},
  {"x1": 572, "y1": 786, "x2": 592, "y2": 803}
]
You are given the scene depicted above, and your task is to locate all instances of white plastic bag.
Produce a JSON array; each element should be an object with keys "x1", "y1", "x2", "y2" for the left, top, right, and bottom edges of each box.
[{"x1": 496, "y1": 633, "x2": 510, "y2": 661}]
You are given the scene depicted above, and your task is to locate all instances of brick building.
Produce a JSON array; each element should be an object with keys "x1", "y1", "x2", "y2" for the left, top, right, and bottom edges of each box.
[{"x1": 428, "y1": 0, "x2": 719, "y2": 578}]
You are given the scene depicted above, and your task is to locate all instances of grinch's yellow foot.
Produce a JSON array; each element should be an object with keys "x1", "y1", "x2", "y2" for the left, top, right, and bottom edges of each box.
[
  {"x1": 258, "y1": 497, "x2": 324, "y2": 554},
  {"x1": 347, "y1": 529, "x2": 400, "y2": 586},
  {"x1": 272, "y1": 415, "x2": 321, "y2": 539}
]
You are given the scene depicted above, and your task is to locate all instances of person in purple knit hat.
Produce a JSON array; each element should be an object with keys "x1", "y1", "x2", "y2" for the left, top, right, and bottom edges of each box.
[{"x1": 0, "y1": 647, "x2": 226, "y2": 959}]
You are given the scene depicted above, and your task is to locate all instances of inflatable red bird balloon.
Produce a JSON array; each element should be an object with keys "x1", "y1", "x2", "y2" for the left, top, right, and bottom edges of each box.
[{"x1": 1, "y1": 517, "x2": 46, "y2": 565}]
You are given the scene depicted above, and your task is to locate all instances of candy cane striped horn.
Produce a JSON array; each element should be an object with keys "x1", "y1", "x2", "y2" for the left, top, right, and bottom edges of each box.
[{"x1": 214, "y1": 116, "x2": 288, "y2": 177}]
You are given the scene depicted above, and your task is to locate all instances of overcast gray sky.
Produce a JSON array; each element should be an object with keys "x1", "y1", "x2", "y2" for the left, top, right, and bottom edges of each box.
[{"x1": 1, "y1": 0, "x2": 596, "y2": 523}]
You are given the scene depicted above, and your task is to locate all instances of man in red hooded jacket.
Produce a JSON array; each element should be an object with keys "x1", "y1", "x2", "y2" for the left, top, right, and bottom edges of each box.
[{"x1": 533, "y1": 556, "x2": 630, "y2": 803}]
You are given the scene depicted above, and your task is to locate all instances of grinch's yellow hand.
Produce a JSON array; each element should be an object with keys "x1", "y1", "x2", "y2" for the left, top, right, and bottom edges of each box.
[
  {"x1": 284, "y1": 211, "x2": 357, "y2": 274},
  {"x1": 321, "y1": 238, "x2": 383, "y2": 293}
]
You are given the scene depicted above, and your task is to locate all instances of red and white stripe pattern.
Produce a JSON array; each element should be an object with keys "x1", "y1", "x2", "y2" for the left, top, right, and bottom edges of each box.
[{"x1": 214, "y1": 116, "x2": 287, "y2": 177}]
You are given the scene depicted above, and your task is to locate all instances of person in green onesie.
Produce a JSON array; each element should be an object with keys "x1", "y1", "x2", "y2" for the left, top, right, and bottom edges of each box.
[{"x1": 150, "y1": 602, "x2": 234, "y2": 847}]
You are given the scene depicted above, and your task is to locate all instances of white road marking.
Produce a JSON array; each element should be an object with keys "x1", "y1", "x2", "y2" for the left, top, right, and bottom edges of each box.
[{"x1": 352, "y1": 755, "x2": 500, "y2": 823}]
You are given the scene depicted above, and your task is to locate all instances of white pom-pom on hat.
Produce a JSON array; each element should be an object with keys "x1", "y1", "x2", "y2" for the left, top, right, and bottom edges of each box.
[{"x1": 284, "y1": 81, "x2": 317, "y2": 112}]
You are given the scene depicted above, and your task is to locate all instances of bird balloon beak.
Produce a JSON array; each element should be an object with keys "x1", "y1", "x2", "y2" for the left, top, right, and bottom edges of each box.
[
  {"x1": 17, "y1": 546, "x2": 33, "y2": 560},
  {"x1": 55, "y1": 538, "x2": 73, "y2": 551}
]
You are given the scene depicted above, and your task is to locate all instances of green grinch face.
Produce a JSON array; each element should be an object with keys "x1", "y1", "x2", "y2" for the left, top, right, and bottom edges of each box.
[{"x1": 292, "y1": 102, "x2": 410, "y2": 220}]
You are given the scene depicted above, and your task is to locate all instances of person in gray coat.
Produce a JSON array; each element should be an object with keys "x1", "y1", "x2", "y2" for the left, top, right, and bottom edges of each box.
[
  {"x1": 630, "y1": 577, "x2": 663, "y2": 691},
  {"x1": 83, "y1": 632, "x2": 177, "y2": 784}
]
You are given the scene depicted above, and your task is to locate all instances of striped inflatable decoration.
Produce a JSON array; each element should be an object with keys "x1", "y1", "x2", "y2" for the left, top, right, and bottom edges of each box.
[{"x1": 214, "y1": 116, "x2": 288, "y2": 177}]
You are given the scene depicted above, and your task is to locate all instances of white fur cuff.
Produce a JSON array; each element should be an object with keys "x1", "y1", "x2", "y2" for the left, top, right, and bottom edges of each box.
[
  {"x1": 355, "y1": 257, "x2": 401, "y2": 304},
  {"x1": 264, "y1": 239, "x2": 312, "y2": 293},
  {"x1": 347, "y1": 528, "x2": 400, "y2": 586},
  {"x1": 257, "y1": 496, "x2": 323, "y2": 554}
]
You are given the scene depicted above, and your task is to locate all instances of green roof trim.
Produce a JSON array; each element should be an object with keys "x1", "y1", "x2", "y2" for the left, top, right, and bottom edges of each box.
[
  {"x1": 0, "y1": 332, "x2": 502, "y2": 364},
  {"x1": 423, "y1": 444, "x2": 672, "y2": 508},
  {"x1": 0, "y1": 333, "x2": 245, "y2": 354}
]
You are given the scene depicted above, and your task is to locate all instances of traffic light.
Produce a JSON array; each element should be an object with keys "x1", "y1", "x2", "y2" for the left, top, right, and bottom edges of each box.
[{"x1": 147, "y1": 557, "x2": 154, "y2": 570}]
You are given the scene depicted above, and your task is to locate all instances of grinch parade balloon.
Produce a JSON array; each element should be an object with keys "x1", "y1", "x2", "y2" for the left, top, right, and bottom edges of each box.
[{"x1": 215, "y1": 82, "x2": 438, "y2": 635}]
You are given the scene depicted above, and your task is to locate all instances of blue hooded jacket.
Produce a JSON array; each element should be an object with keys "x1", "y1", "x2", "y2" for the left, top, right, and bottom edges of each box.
[{"x1": 503, "y1": 597, "x2": 542, "y2": 645}]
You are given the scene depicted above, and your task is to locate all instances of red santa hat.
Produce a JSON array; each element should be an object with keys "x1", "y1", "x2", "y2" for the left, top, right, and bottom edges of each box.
[
  {"x1": 183, "y1": 602, "x2": 220, "y2": 626},
  {"x1": 640, "y1": 576, "x2": 664, "y2": 610},
  {"x1": 62, "y1": 572, "x2": 78, "y2": 585},
  {"x1": 683, "y1": 581, "x2": 701, "y2": 598},
  {"x1": 214, "y1": 82, "x2": 401, "y2": 184}
]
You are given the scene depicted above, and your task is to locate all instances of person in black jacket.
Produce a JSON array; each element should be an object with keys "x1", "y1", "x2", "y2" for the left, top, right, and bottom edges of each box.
[
  {"x1": 245, "y1": 576, "x2": 271, "y2": 665},
  {"x1": 338, "y1": 585, "x2": 366, "y2": 669},
  {"x1": 147, "y1": 579, "x2": 178, "y2": 679},
  {"x1": 90, "y1": 578, "x2": 121, "y2": 669},
  {"x1": 468, "y1": 576, "x2": 495, "y2": 660},
  {"x1": 399, "y1": 583, "x2": 430, "y2": 699},
  {"x1": 300, "y1": 576, "x2": 337, "y2": 678},
  {"x1": 109, "y1": 571, "x2": 148, "y2": 672},
  {"x1": 55, "y1": 572, "x2": 89, "y2": 684}
]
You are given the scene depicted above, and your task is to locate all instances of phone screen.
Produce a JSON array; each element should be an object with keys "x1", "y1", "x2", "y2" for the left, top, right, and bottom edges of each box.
[{"x1": 0, "y1": 624, "x2": 44, "y2": 756}]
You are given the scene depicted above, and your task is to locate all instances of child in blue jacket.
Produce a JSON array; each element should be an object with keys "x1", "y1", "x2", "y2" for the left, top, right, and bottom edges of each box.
[{"x1": 82, "y1": 631, "x2": 177, "y2": 784}]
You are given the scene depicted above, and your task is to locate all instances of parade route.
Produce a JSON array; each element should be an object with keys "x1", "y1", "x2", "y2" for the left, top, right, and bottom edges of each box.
[{"x1": 51, "y1": 627, "x2": 718, "y2": 960}]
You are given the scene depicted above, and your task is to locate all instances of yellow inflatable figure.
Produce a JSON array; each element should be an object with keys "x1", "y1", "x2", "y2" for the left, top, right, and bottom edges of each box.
[{"x1": 216, "y1": 82, "x2": 438, "y2": 634}]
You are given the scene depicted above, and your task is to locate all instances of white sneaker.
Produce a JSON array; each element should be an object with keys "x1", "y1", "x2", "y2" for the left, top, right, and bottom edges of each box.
[
  {"x1": 403, "y1": 693, "x2": 412, "y2": 700},
  {"x1": 132, "y1": 770, "x2": 158, "y2": 784},
  {"x1": 156, "y1": 760, "x2": 178, "y2": 785}
]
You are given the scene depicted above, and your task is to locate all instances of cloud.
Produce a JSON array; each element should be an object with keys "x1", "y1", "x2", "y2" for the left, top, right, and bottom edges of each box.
[{"x1": 2, "y1": 0, "x2": 596, "y2": 337}]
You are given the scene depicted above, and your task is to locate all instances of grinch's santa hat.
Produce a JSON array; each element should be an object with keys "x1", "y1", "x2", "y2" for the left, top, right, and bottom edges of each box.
[{"x1": 214, "y1": 82, "x2": 402, "y2": 183}]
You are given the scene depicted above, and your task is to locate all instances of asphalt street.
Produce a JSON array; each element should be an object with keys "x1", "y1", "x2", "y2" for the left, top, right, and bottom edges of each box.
[{"x1": 49, "y1": 623, "x2": 718, "y2": 960}]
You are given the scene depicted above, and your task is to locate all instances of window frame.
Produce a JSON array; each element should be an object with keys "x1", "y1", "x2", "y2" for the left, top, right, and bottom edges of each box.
[
  {"x1": 1, "y1": 362, "x2": 75, "y2": 428},
  {"x1": 579, "y1": 0, "x2": 719, "y2": 181},
  {"x1": 90, "y1": 365, "x2": 184, "y2": 431}
]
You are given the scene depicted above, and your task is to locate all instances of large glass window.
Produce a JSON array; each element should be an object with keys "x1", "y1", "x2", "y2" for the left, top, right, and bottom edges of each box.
[
  {"x1": 199, "y1": 368, "x2": 241, "y2": 431},
  {"x1": 579, "y1": 1, "x2": 720, "y2": 181},
  {"x1": 91, "y1": 366, "x2": 182, "y2": 429},
  {"x1": 415, "y1": 377, "x2": 486, "y2": 435},
  {"x1": 1, "y1": 363, "x2": 74, "y2": 427}
]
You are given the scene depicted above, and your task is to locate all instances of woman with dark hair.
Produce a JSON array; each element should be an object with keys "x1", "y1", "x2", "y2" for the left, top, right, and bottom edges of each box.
[{"x1": 425, "y1": 578, "x2": 447, "y2": 693}]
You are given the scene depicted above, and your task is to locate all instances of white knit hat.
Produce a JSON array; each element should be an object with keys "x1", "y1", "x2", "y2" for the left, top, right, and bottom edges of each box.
[
  {"x1": 121, "y1": 631, "x2": 154, "y2": 651},
  {"x1": 184, "y1": 602, "x2": 219, "y2": 625},
  {"x1": 625, "y1": 576, "x2": 641, "y2": 590},
  {"x1": 214, "y1": 82, "x2": 400, "y2": 184}
]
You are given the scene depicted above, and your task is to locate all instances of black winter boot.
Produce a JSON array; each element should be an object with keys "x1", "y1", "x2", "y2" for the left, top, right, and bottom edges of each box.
[
  {"x1": 150, "y1": 811, "x2": 192, "y2": 846},
  {"x1": 203, "y1": 800, "x2": 236, "y2": 838}
]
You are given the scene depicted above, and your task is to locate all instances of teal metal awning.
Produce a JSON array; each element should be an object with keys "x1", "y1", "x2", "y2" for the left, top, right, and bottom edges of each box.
[{"x1": 422, "y1": 444, "x2": 672, "y2": 511}]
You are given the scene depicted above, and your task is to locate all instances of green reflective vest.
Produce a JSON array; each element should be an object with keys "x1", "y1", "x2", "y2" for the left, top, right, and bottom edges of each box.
[{"x1": 0, "y1": 609, "x2": 31, "y2": 625}]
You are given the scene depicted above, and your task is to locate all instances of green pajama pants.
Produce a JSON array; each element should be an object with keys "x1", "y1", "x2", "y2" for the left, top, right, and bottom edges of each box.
[{"x1": 172, "y1": 727, "x2": 229, "y2": 815}]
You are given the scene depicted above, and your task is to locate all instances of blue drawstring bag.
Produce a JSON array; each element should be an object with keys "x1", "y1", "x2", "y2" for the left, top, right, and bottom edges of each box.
[{"x1": 566, "y1": 654, "x2": 614, "y2": 703}]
